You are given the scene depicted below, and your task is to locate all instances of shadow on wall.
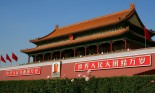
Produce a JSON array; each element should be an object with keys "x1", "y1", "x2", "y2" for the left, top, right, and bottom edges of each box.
[{"x1": 134, "y1": 69, "x2": 155, "y2": 75}]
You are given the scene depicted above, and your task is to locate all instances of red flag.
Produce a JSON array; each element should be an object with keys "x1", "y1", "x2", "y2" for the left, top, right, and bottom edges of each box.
[
  {"x1": 6, "y1": 54, "x2": 12, "y2": 62},
  {"x1": 144, "y1": 26, "x2": 151, "y2": 40},
  {"x1": 1, "y1": 55, "x2": 6, "y2": 63},
  {"x1": 12, "y1": 52, "x2": 18, "y2": 61}
]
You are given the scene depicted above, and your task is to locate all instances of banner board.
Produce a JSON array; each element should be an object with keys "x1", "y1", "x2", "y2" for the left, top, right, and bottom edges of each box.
[
  {"x1": 74, "y1": 55, "x2": 151, "y2": 71},
  {"x1": 4, "y1": 67, "x2": 41, "y2": 77}
]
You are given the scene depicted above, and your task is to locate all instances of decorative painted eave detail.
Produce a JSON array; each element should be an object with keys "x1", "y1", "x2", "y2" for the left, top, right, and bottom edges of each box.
[
  {"x1": 21, "y1": 27, "x2": 129, "y2": 54},
  {"x1": 30, "y1": 4, "x2": 136, "y2": 44}
]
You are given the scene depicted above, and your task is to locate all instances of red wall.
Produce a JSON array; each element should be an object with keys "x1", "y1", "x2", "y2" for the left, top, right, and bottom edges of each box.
[
  {"x1": 0, "y1": 54, "x2": 155, "y2": 81},
  {"x1": 61, "y1": 54, "x2": 155, "y2": 78}
]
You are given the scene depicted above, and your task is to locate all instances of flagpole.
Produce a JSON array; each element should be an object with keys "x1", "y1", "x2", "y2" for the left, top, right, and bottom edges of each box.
[
  {"x1": 144, "y1": 26, "x2": 146, "y2": 48},
  {"x1": 145, "y1": 36, "x2": 146, "y2": 48},
  {"x1": 16, "y1": 61, "x2": 18, "y2": 66},
  {"x1": 0, "y1": 54, "x2": 1, "y2": 67},
  {"x1": 0, "y1": 58, "x2": 1, "y2": 67}
]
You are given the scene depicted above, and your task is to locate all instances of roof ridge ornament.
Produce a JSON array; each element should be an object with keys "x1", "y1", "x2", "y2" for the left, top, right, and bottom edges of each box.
[
  {"x1": 55, "y1": 25, "x2": 59, "y2": 30},
  {"x1": 130, "y1": 3, "x2": 135, "y2": 9}
]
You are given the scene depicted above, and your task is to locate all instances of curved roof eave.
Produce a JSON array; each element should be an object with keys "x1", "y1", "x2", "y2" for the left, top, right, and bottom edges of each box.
[{"x1": 30, "y1": 4, "x2": 135, "y2": 44}]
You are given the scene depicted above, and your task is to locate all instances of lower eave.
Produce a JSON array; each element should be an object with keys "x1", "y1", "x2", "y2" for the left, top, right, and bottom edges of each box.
[
  {"x1": 130, "y1": 30, "x2": 155, "y2": 42},
  {"x1": 21, "y1": 27, "x2": 129, "y2": 54}
]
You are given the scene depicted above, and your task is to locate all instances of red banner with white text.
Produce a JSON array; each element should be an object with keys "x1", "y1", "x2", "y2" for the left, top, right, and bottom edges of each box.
[
  {"x1": 74, "y1": 55, "x2": 151, "y2": 71},
  {"x1": 4, "y1": 67, "x2": 41, "y2": 77}
]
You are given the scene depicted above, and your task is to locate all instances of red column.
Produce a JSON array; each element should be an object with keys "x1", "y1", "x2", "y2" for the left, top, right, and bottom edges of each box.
[
  {"x1": 51, "y1": 52, "x2": 52, "y2": 60},
  {"x1": 43, "y1": 53, "x2": 44, "y2": 62},
  {"x1": 110, "y1": 42, "x2": 113, "y2": 52},
  {"x1": 33, "y1": 56, "x2": 35, "y2": 62},
  {"x1": 34, "y1": 55, "x2": 36, "y2": 62},
  {"x1": 28, "y1": 55, "x2": 30, "y2": 63},
  {"x1": 96, "y1": 45, "x2": 99, "y2": 54},
  {"x1": 60, "y1": 51, "x2": 62, "y2": 59},
  {"x1": 85, "y1": 47, "x2": 87, "y2": 56},
  {"x1": 74, "y1": 48, "x2": 76, "y2": 57},
  {"x1": 124, "y1": 40, "x2": 127, "y2": 50}
]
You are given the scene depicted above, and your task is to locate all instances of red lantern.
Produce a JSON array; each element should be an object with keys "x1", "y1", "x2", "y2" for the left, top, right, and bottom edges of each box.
[{"x1": 69, "y1": 34, "x2": 74, "y2": 40}]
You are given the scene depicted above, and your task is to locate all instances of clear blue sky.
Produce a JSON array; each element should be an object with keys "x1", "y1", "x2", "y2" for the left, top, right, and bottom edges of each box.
[{"x1": 0, "y1": 0, "x2": 155, "y2": 66}]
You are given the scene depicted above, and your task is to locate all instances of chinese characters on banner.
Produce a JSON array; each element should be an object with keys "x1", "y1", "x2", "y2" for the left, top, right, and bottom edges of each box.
[
  {"x1": 52, "y1": 62, "x2": 61, "y2": 77},
  {"x1": 74, "y1": 55, "x2": 151, "y2": 71},
  {"x1": 4, "y1": 67, "x2": 41, "y2": 77}
]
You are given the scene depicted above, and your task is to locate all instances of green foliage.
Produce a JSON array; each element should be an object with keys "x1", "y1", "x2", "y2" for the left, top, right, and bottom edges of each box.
[{"x1": 0, "y1": 76, "x2": 155, "y2": 93}]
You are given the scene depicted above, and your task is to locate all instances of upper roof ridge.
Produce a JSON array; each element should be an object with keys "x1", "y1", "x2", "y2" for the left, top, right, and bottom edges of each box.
[
  {"x1": 58, "y1": 9, "x2": 131, "y2": 30},
  {"x1": 58, "y1": 3, "x2": 135, "y2": 30}
]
